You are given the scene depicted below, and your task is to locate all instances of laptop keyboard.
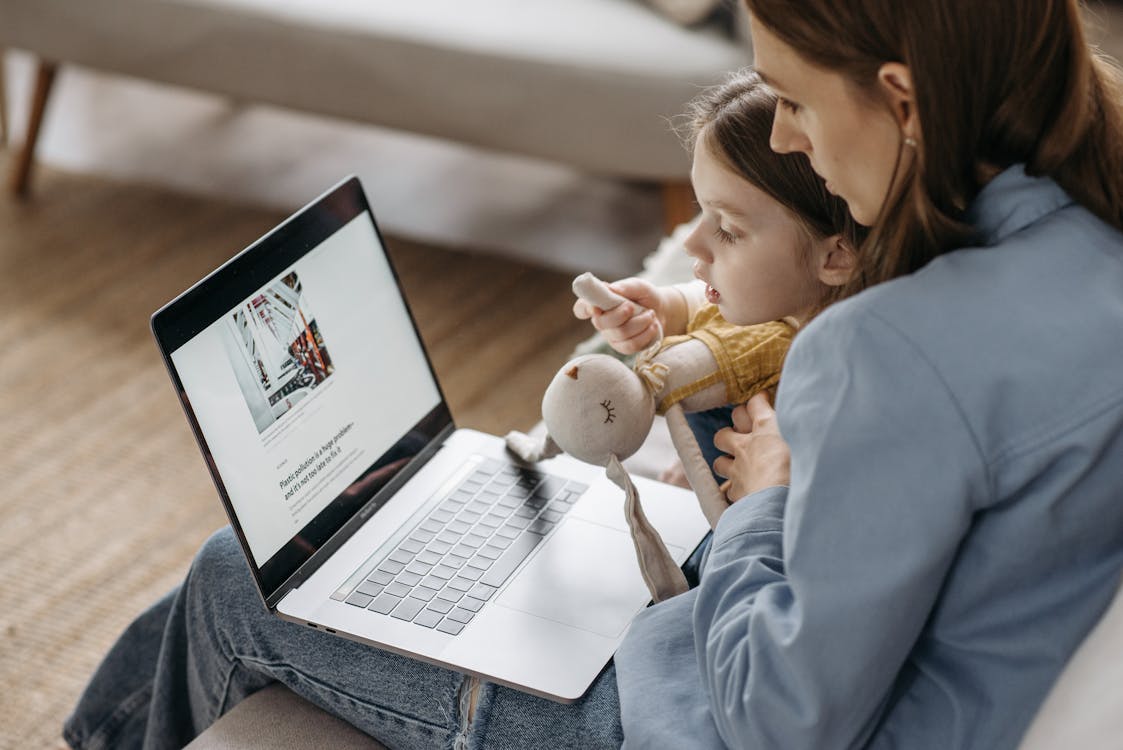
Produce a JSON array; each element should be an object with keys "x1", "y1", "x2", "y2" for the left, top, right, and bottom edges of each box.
[{"x1": 342, "y1": 457, "x2": 587, "y2": 636}]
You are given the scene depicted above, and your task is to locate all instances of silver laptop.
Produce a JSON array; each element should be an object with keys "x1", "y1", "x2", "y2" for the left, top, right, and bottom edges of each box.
[{"x1": 151, "y1": 176, "x2": 709, "y2": 702}]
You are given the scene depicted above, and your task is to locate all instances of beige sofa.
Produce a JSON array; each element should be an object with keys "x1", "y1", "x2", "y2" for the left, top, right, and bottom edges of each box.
[
  {"x1": 0, "y1": 0, "x2": 751, "y2": 232},
  {"x1": 185, "y1": 684, "x2": 386, "y2": 749}
]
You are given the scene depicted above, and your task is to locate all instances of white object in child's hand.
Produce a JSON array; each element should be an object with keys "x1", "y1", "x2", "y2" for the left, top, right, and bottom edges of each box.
[
  {"x1": 572, "y1": 272, "x2": 663, "y2": 352},
  {"x1": 572, "y1": 272, "x2": 631, "y2": 311}
]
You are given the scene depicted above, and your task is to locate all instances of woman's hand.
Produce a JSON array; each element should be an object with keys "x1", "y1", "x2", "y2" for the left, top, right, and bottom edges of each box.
[
  {"x1": 712, "y1": 393, "x2": 791, "y2": 502},
  {"x1": 573, "y1": 278, "x2": 684, "y2": 355}
]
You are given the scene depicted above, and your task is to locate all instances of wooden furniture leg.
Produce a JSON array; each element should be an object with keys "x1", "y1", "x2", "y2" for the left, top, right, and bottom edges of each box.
[
  {"x1": 10, "y1": 60, "x2": 59, "y2": 197},
  {"x1": 0, "y1": 50, "x2": 8, "y2": 148},
  {"x1": 662, "y1": 180, "x2": 696, "y2": 236}
]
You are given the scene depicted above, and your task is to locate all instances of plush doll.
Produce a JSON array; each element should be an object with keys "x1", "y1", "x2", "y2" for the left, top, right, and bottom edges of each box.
[{"x1": 506, "y1": 273, "x2": 794, "y2": 602}]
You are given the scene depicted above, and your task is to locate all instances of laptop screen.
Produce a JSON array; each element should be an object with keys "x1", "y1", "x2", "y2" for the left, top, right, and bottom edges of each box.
[{"x1": 153, "y1": 178, "x2": 452, "y2": 603}]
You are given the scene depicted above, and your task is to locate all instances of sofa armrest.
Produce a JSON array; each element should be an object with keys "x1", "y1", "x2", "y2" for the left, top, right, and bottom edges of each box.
[{"x1": 185, "y1": 683, "x2": 387, "y2": 750}]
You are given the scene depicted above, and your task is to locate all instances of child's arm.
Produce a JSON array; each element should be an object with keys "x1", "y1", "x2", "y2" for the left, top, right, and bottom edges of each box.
[{"x1": 572, "y1": 274, "x2": 693, "y2": 354}]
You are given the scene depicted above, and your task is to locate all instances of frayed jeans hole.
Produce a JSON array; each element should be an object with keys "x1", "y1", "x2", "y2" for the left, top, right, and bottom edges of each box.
[{"x1": 453, "y1": 675, "x2": 482, "y2": 750}]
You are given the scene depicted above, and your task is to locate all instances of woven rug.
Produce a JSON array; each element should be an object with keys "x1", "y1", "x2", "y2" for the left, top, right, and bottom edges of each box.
[{"x1": 0, "y1": 161, "x2": 591, "y2": 748}]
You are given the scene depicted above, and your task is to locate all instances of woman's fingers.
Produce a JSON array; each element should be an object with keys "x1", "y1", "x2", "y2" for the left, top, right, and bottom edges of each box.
[
  {"x1": 711, "y1": 410, "x2": 791, "y2": 502},
  {"x1": 745, "y1": 391, "x2": 777, "y2": 427},
  {"x1": 712, "y1": 426, "x2": 740, "y2": 456},
  {"x1": 730, "y1": 392, "x2": 776, "y2": 433},
  {"x1": 730, "y1": 402, "x2": 752, "y2": 433},
  {"x1": 712, "y1": 447, "x2": 733, "y2": 479}
]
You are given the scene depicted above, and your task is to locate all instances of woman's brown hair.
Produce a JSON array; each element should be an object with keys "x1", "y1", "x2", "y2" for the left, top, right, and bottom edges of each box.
[
  {"x1": 744, "y1": 0, "x2": 1123, "y2": 293},
  {"x1": 682, "y1": 68, "x2": 864, "y2": 310}
]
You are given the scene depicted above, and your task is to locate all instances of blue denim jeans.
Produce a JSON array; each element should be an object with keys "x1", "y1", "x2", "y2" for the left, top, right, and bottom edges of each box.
[
  {"x1": 684, "y1": 405, "x2": 735, "y2": 485},
  {"x1": 63, "y1": 527, "x2": 624, "y2": 750}
]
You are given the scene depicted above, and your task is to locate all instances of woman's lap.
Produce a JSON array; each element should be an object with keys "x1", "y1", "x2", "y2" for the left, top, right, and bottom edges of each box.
[{"x1": 65, "y1": 526, "x2": 622, "y2": 749}]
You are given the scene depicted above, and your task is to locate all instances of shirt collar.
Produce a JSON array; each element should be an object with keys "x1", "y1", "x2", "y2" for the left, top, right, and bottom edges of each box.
[{"x1": 964, "y1": 164, "x2": 1074, "y2": 245}]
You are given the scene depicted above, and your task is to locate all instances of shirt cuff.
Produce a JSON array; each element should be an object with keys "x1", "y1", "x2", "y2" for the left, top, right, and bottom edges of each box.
[{"x1": 711, "y1": 486, "x2": 788, "y2": 551}]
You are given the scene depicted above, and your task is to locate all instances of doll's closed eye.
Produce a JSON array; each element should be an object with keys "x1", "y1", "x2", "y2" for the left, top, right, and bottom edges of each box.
[{"x1": 600, "y1": 399, "x2": 616, "y2": 424}]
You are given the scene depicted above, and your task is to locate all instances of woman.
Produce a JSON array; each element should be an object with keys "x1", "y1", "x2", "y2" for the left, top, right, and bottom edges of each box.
[
  {"x1": 650, "y1": 1, "x2": 1123, "y2": 747},
  {"x1": 64, "y1": 2, "x2": 1123, "y2": 748}
]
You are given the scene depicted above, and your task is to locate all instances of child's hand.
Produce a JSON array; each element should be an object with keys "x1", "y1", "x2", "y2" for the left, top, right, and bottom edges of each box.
[
  {"x1": 573, "y1": 278, "x2": 682, "y2": 355},
  {"x1": 712, "y1": 393, "x2": 791, "y2": 502}
]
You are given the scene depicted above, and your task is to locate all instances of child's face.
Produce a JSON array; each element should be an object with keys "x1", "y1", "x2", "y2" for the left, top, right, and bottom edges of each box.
[{"x1": 683, "y1": 137, "x2": 822, "y2": 326}]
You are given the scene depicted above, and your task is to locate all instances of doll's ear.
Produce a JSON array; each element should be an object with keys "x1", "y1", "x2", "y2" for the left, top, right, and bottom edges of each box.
[{"x1": 814, "y1": 234, "x2": 858, "y2": 287}]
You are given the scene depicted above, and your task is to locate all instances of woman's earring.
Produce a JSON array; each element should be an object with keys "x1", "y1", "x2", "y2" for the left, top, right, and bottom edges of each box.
[{"x1": 904, "y1": 136, "x2": 918, "y2": 148}]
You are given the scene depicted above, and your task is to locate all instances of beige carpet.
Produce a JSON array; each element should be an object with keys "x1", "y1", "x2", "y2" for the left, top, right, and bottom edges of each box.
[{"x1": 0, "y1": 159, "x2": 591, "y2": 749}]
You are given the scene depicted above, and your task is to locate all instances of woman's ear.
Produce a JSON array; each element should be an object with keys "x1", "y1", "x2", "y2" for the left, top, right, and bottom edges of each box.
[
  {"x1": 813, "y1": 234, "x2": 858, "y2": 287},
  {"x1": 877, "y1": 62, "x2": 920, "y2": 144}
]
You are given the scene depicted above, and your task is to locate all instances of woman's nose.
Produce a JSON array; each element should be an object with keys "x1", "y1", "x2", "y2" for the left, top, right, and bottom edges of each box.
[{"x1": 770, "y1": 108, "x2": 809, "y2": 155}]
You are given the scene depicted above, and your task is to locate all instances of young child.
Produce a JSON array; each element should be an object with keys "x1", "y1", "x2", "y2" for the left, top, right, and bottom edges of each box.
[{"x1": 575, "y1": 67, "x2": 865, "y2": 488}]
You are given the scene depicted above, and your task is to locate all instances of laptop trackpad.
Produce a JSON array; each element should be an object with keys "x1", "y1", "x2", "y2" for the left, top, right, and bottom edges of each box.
[{"x1": 494, "y1": 518, "x2": 683, "y2": 638}]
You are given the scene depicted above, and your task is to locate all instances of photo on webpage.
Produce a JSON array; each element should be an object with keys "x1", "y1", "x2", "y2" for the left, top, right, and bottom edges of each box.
[{"x1": 222, "y1": 271, "x2": 335, "y2": 434}]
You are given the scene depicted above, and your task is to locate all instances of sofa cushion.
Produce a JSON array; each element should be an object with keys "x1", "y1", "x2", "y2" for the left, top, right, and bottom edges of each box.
[
  {"x1": 184, "y1": 683, "x2": 387, "y2": 750},
  {"x1": 0, "y1": 0, "x2": 750, "y2": 180}
]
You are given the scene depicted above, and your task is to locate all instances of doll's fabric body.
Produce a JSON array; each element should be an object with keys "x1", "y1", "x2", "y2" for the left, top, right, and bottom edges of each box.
[{"x1": 649, "y1": 304, "x2": 796, "y2": 415}]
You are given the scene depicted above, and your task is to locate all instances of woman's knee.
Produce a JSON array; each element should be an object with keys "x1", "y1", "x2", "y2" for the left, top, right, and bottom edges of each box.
[
  {"x1": 185, "y1": 527, "x2": 258, "y2": 611},
  {"x1": 193, "y1": 526, "x2": 243, "y2": 575}
]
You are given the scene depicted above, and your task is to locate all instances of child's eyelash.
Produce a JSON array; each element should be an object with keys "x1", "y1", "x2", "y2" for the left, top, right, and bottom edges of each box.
[{"x1": 713, "y1": 226, "x2": 737, "y2": 244}]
